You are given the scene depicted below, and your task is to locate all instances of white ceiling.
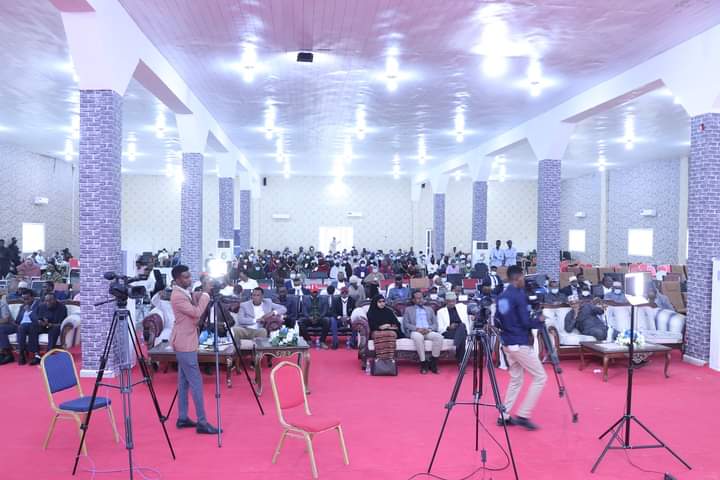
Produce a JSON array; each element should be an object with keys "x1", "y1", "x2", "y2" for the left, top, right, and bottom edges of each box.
[{"x1": 0, "y1": 0, "x2": 717, "y2": 179}]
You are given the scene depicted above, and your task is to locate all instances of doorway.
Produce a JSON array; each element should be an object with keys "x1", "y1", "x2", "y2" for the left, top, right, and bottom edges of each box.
[{"x1": 319, "y1": 226, "x2": 353, "y2": 253}]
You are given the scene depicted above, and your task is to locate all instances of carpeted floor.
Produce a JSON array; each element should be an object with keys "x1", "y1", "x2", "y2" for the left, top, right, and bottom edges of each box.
[{"x1": 1, "y1": 346, "x2": 718, "y2": 480}]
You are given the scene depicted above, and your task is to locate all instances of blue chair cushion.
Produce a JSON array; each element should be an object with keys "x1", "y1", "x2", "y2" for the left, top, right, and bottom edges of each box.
[{"x1": 59, "y1": 396, "x2": 111, "y2": 412}]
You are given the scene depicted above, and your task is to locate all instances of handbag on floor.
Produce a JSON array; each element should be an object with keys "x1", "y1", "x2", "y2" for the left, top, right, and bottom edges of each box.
[{"x1": 371, "y1": 357, "x2": 397, "y2": 376}]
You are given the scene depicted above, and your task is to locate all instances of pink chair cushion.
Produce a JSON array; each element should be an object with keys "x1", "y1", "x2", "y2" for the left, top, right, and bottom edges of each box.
[
  {"x1": 274, "y1": 365, "x2": 305, "y2": 409},
  {"x1": 285, "y1": 413, "x2": 341, "y2": 433}
]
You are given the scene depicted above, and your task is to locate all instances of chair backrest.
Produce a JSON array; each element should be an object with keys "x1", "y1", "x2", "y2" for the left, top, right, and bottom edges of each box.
[
  {"x1": 41, "y1": 349, "x2": 79, "y2": 395},
  {"x1": 68, "y1": 258, "x2": 80, "y2": 269},
  {"x1": 271, "y1": 361, "x2": 308, "y2": 414},
  {"x1": 462, "y1": 278, "x2": 478, "y2": 289},
  {"x1": 410, "y1": 277, "x2": 430, "y2": 289}
]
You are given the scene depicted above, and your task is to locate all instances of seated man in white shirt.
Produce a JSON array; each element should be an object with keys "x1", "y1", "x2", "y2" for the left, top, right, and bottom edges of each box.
[
  {"x1": 232, "y1": 287, "x2": 286, "y2": 339},
  {"x1": 437, "y1": 292, "x2": 471, "y2": 365},
  {"x1": 237, "y1": 271, "x2": 259, "y2": 291}
]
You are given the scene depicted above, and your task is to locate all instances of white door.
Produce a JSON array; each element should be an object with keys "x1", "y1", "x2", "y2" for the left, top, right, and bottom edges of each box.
[{"x1": 319, "y1": 226, "x2": 353, "y2": 253}]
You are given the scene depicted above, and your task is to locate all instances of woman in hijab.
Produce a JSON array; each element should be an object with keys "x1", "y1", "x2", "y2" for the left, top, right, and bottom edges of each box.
[{"x1": 367, "y1": 294, "x2": 403, "y2": 360}]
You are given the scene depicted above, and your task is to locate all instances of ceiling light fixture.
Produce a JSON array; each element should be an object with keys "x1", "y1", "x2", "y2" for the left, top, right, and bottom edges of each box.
[
  {"x1": 385, "y1": 55, "x2": 400, "y2": 92},
  {"x1": 392, "y1": 163, "x2": 401, "y2": 180},
  {"x1": 343, "y1": 138, "x2": 353, "y2": 164},
  {"x1": 155, "y1": 113, "x2": 166, "y2": 138},
  {"x1": 418, "y1": 135, "x2": 427, "y2": 165},
  {"x1": 454, "y1": 107, "x2": 466, "y2": 142},
  {"x1": 624, "y1": 115, "x2": 635, "y2": 150},
  {"x1": 127, "y1": 142, "x2": 137, "y2": 162},
  {"x1": 283, "y1": 163, "x2": 291, "y2": 179},
  {"x1": 264, "y1": 105, "x2": 276, "y2": 140},
  {"x1": 527, "y1": 59, "x2": 543, "y2": 97},
  {"x1": 355, "y1": 106, "x2": 367, "y2": 140},
  {"x1": 239, "y1": 43, "x2": 258, "y2": 83}
]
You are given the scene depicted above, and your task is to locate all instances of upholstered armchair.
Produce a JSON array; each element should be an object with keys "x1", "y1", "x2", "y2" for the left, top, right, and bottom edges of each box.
[{"x1": 8, "y1": 300, "x2": 81, "y2": 351}]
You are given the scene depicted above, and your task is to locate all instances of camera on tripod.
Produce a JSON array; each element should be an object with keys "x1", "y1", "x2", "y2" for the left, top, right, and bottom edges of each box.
[
  {"x1": 472, "y1": 294, "x2": 494, "y2": 331},
  {"x1": 103, "y1": 271, "x2": 145, "y2": 303}
]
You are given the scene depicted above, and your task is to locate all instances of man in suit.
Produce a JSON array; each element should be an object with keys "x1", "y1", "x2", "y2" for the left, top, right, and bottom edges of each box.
[
  {"x1": 272, "y1": 286, "x2": 301, "y2": 328},
  {"x1": 169, "y1": 265, "x2": 219, "y2": 434},
  {"x1": 403, "y1": 290, "x2": 444, "y2": 374},
  {"x1": 436, "y1": 292, "x2": 470, "y2": 364},
  {"x1": 37, "y1": 293, "x2": 66, "y2": 350},
  {"x1": 330, "y1": 286, "x2": 356, "y2": 349},
  {"x1": 234, "y1": 287, "x2": 286, "y2": 339},
  {"x1": 560, "y1": 276, "x2": 582, "y2": 298},
  {"x1": 299, "y1": 286, "x2": 332, "y2": 348},
  {"x1": 14, "y1": 290, "x2": 41, "y2": 365}
]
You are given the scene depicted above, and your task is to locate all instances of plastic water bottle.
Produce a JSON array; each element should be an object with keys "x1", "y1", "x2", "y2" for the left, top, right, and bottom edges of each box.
[{"x1": 365, "y1": 361, "x2": 371, "y2": 375}]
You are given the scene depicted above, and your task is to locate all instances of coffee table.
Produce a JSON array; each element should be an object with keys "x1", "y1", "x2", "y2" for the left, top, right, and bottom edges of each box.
[
  {"x1": 253, "y1": 337, "x2": 310, "y2": 396},
  {"x1": 579, "y1": 341, "x2": 671, "y2": 382},
  {"x1": 147, "y1": 341, "x2": 239, "y2": 388}
]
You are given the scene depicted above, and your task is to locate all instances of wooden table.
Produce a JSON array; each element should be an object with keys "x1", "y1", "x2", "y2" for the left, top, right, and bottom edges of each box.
[
  {"x1": 147, "y1": 341, "x2": 239, "y2": 388},
  {"x1": 579, "y1": 341, "x2": 671, "y2": 382},
  {"x1": 253, "y1": 337, "x2": 310, "y2": 395}
]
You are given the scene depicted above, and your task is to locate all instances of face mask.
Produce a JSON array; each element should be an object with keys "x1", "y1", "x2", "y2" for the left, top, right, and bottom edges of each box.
[
  {"x1": 490, "y1": 271, "x2": 497, "y2": 276},
  {"x1": 613, "y1": 289, "x2": 622, "y2": 294},
  {"x1": 551, "y1": 288, "x2": 559, "y2": 294},
  {"x1": 581, "y1": 291, "x2": 590, "y2": 297},
  {"x1": 429, "y1": 294, "x2": 438, "y2": 300}
]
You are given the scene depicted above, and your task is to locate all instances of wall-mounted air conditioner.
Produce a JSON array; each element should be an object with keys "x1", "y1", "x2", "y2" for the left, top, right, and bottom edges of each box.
[
  {"x1": 34, "y1": 196, "x2": 49, "y2": 206},
  {"x1": 346, "y1": 212, "x2": 363, "y2": 218},
  {"x1": 640, "y1": 209, "x2": 657, "y2": 217},
  {"x1": 272, "y1": 213, "x2": 291, "y2": 220},
  {"x1": 574, "y1": 211, "x2": 586, "y2": 218}
]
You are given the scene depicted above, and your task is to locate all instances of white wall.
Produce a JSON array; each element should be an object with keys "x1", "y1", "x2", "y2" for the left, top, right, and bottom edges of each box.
[
  {"x1": 486, "y1": 180, "x2": 537, "y2": 254},
  {"x1": 413, "y1": 184, "x2": 434, "y2": 253},
  {"x1": 445, "y1": 178, "x2": 473, "y2": 253},
  {"x1": 255, "y1": 176, "x2": 413, "y2": 251}
]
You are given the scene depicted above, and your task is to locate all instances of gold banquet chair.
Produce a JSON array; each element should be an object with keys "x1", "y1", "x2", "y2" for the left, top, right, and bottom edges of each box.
[
  {"x1": 270, "y1": 361, "x2": 349, "y2": 478},
  {"x1": 39, "y1": 349, "x2": 119, "y2": 454}
]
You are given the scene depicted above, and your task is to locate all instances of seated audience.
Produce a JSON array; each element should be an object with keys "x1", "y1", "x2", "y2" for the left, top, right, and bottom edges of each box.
[
  {"x1": 364, "y1": 269, "x2": 383, "y2": 299},
  {"x1": 14, "y1": 290, "x2": 41, "y2": 365},
  {"x1": 367, "y1": 294, "x2": 403, "y2": 359},
  {"x1": 16, "y1": 257, "x2": 41, "y2": 279},
  {"x1": 42, "y1": 264, "x2": 64, "y2": 283},
  {"x1": 37, "y1": 293, "x2": 67, "y2": 349},
  {"x1": 233, "y1": 287, "x2": 284, "y2": 340},
  {"x1": 564, "y1": 295, "x2": 608, "y2": 341},
  {"x1": 432, "y1": 275, "x2": 448, "y2": 297},
  {"x1": 43, "y1": 281, "x2": 68, "y2": 301},
  {"x1": 597, "y1": 275, "x2": 614, "y2": 298},
  {"x1": 348, "y1": 275, "x2": 366, "y2": 304},
  {"x1": 403, "y1": 290, "x2": 443, "y2": 374},
  {"x1": 560, "y1": 276, "x2": 582, "y2": 297},
  {"x1": 437, "y1": 292, "x2": 469, "y2": 364},
  {"x1": 34, "y1": 250, "x2": 48, "y2": 269},
  {"x1": 445, "y1": 260, "x2": 460, "y2": 275},
  {"x1": 273, "y1": 286, "x2": 301, "y2": 328},
  {"x1": 648, "y1": 285, "x2": 675, "y2": 312},
  {"x1": 0, "y1": 296, "x2": 15, "y2": 365},
  {"x1": 544, "y1": 280, "x2": 567, "y2": 304},
  {"x1": 289, "y1": 277, "x2": 309, "y2": 297},
  {"x1": 237, "y1": 271, "x2": 259, "y2": 291},
  {"x1": 603, "y1": 281, "x2": 628, "y2": 304},
  {"x1": 330, "y1": 286, "x2": 356, "y2": 349},
  {"x1": 386, "y1": 274, "x2": 410, "y2": 302},
  {"x1": 334, "y1": 271, "x2": 348, "y2": 290},
  {"x1": 300, "y1": 286, "x2": 332, "y2": 348}
]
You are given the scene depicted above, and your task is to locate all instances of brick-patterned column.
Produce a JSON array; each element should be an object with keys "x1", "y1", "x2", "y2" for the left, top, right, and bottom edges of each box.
[
  {"x1": 237, "y1": 189, "x2": 251, "y2": 251},
  {"x1": 181, "y1": 153, "x2": 204, "y2": 277},
  {"x1": 471, "y1": 181, "x2": 488, "y2": 243},
  {"x1": 686, "y1": 113, "x2": 720, "y2": 362},
  {"x1": 218, "y1": 177, "x2": 234, "y2": 239},
  {"x1": 433, "y1": 193, "x2": 445, "y2": 256},
  {"x1": 536, "y1": 159, "x2": 561, "y2": 280},
  {"x1": 78, "y1": 90, "x2": 123, "y2": 375}
]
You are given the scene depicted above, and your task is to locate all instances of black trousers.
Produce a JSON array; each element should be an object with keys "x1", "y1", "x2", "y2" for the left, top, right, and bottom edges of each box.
[
  {"x1": 40, "y1": 324, "x2": 62, "y2": 349},
  {"x1": 17, "y1": 322, "x2": 40, "y2": 353},
  {"x1": 443, "y1": 323, "x2": 467, "y2": 363},
  {"x1": 299, "y1": 317, "x2": 330, "y2": 343},
  {"x1": 0, "y1": 323, "x2": 17, "y2": 349}
]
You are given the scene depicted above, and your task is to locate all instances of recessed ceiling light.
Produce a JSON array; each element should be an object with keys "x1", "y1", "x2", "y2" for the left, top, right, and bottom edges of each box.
[
  {"x1": 418, "y1": 135, "x2": 427, "y2": 164},
  {"x1": 239, "y1": 43, "x2": 258, "y2": 82},
  {"x1": 482, "y1": 55, "x2": 507, "y2": 78},
  {"x1": 454, "y1": 107, "x2": 466, "y2": 142}
]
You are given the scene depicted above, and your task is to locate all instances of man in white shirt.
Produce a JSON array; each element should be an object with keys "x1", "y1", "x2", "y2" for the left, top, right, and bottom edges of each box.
[
  {"x1": 490, "y1": 240, "x2": 504, "y2": 268},
  {"x1": 237, "y1": 271, "x2": 259, "y2": 291},
  {"x1": 502, "y1": 240, "x2": 517, "y2": 267}
]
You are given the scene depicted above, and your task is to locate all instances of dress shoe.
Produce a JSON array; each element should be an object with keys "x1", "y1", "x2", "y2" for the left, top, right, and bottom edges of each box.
[
  {"x1": 0, "y1": 354, "x2": 13, "y2": 365},
  {"x1": 176, "y1": 418, "x2": 197, "y2": 429},
  {"x1": 17, "y1": 353, "x2": 26, "y2": 365},
  {"x1": 429, "y1": 357, "x2": 439, "y2": 374},
  {"x1": 513, "y1": 416, "x2": 539, "y2": 431},
  {"x1": 496, "y1": 416, "x2": 515, "y2": 427},
  {"x1": 29, "y1": 355, "x2": 41, "y2": 366},
  {"x1": 331, "y1": 342, "x2": 339, "y2": 350},
  {"x1": 420, "y1": 361, "x2": 429, "y2": 374},
  {"x1": 319, "y1": 342, "x2": 329, "y2": 349},
  {"x1": 196, "y1": 422, "x2": 221, "y2": 434}
]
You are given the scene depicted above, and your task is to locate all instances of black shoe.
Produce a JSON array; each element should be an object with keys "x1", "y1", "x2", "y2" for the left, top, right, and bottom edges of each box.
[
  {"x1": 196, "y1": 422, "x2": 221, "y2": 434},
  {"x1": 496, "y1": 416, "x2": 515, "y2": 426},
  {"x1": 331, "y1": 342, "x2": 339, "y2": 350},
  {"x1": 29, "y1": 355, "x2": 41, "y2": 366},
  {"x1": 176, "y1": 418, "x2": 197, "y2": 429},
  {"x1": 0, "y1": 354, "x2": 13, "y2": 365},
  {"x1": 17, "y1": 353, "x2": 26, "y2": 366},
  {"x1": 513, "y1": 416, "x2": 539, "y2": 431},
  {"x1": 429, "y1": 357, "x2": 439, "y2": 374},
  {"x1": 319, "y1": 342, "x2": 329, "y2": 349},
  {"x1": 420, "y1": 361, "x2": 429, "y2": 374}
]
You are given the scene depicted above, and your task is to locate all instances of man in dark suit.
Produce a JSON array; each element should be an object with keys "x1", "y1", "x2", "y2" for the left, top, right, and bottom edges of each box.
[
  {"x1": 299, "y1": 286, "x2": 331, "y2": 348},
  {"x1": 273, "y1": 286, "x2": 302, "y2": 328},
  {"x1": 478, "y1": 265, "x2": 504, "y2": 297},
  {"x1": 14, "y1": 290, "x2": 41, "y2": 365},
  {"x1": 330, "y1": 287, "x2": 356, "y2": 349}
]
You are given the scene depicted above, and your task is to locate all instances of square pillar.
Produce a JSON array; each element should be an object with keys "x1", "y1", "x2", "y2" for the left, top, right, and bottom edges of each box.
[
  {"x1": 237, "y1": 189, "x2": 251, "y2": 251},
  {"x1": 537, "y1": 159, "x2": 561, "y2": 280},
  {"x1": 471, "y1": 180, "x2": 488, "y2": 242},
  {"x1": 181, "y1": 153, "x2": 204, "y2": 277},
  {"x1": 433, "y1": 193, "x2": 445, "y2": 257},
  {"x1": 78, "y1": 90, "x2": 123, "y2": 375},
  {"x1": 218, "y1": 177, "x2": 234, "y2": 240},
  {"x1": 686, "y1": 113, "x2": 720, "y2": 362}
]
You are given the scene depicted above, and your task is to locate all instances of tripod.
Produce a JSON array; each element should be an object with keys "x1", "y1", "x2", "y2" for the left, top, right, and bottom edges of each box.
[
  {"x1": 537, "y1": 322, "x2": 579, "y2": 422},
  {"x1": 165, "y1": 294, "x2": 264, "y2": 448},
  {"x1": 591, "y1": 297, "x2": 691, "y2": 473},
  {"x1": 428, "y1": 325, "x2": 519, "y2": 480},
  {"x1": 72, "y1": 297, "x2": 175, "y2": 478}
]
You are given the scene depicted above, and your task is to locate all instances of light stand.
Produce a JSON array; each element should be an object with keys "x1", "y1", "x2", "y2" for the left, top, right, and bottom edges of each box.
[
  {"x1": 591, "y1": 290, "x2": 691, "y2": 474},
  {"x1": 72, "y1": 296, "x2": 175, "y2": 478},
  {"x1": 427, "y1": 325, "x2": 519, "y2": 480}
]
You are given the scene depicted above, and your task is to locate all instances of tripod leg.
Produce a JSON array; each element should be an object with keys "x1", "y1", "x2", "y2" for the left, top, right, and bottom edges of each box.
[
  {"x1": 598, "y1": 415, "x2": 625, "y2": 440},
  {"x1": 591, "y1": 419, "x2": 626, "y2": 473},
  {"x1": 631, "y1": 417, "x2": 692, "y2": 470},
  {"x1": 72, "y1": 311, "x2": 119, "y2": 475}
]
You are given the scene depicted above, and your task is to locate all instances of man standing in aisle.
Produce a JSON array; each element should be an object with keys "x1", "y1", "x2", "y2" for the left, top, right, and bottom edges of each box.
[
  {"x1": 502, "y1": 240, "x2": 517, "y2": 267},
  {"x1": 490, "y1": 240, "x2": 504, "y2": 268},
  {"x1": 496, "y1": 265, "x2": 547, "y2": 430},
  {"x1": 169, "y1": 265, "x2": 220, "y2": 435}
]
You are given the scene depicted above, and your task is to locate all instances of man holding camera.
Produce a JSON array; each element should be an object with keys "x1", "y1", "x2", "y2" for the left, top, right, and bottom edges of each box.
[
  {"x1": 169, "y1": 265, "x2": 220, "y2": 435},
  {"x1": 496, "y1": 265, "x2": 547, "y2": 430}
]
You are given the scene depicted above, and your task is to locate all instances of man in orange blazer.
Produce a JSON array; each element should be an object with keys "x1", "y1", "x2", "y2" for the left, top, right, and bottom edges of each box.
[{"x1": 170, "y1": 265, "x2": 219, "y2": 434}]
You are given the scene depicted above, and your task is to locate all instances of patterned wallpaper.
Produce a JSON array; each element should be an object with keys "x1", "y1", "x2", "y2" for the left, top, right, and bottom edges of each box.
[
  {"x1": 0, "y1": 144, "x2": 78, "y2": 255},
  {"x1": 445, "y1": 178, "x2": 473, "y2": 252},
  {"x1": 560, "y1": 172, "x2": 601, "y2": 264},
  {"x1": 607, "y1": 158, "x2": 681, "y2": 264},
  {"x1": 413, "y1": 184, "x2": 434, "y2": 253},
  {"x1": 256, "y1": 176, "x2": 413, "y2": 251}
]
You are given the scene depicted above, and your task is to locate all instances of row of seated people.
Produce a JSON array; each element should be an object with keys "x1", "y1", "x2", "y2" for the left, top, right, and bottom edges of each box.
[{"x1": 0, "y1": 286, "x2": 77, "y2": 366}]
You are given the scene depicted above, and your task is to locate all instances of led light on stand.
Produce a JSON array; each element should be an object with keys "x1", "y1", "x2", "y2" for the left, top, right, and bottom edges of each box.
[{"x1": 283, "y1": 163, "x2": 291, "y2": 179}]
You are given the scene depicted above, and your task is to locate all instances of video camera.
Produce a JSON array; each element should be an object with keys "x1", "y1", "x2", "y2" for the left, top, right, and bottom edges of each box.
[
  {"x1": 471, "y1": 294, "x2": 494, "y2": 330},
  {"x1": 103, "y1": 272, "x2": 145, "y2": 301},
  {"x1": 524, "y1": 275, "x2": 546, "y2": 313}
]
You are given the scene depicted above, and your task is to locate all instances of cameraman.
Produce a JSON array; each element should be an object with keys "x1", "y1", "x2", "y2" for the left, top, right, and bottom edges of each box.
[
  {"x1": 169, "y1": 265, "x2": 220, "y2": 435},
  {"x1": 496, "y1": 265, "x2": 547, "y2": 430}
]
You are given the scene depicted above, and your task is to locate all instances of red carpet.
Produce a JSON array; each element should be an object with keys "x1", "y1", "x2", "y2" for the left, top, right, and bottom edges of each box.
[{"x1": 2, "y1": 347, "x2": 719, "y2": 480}]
